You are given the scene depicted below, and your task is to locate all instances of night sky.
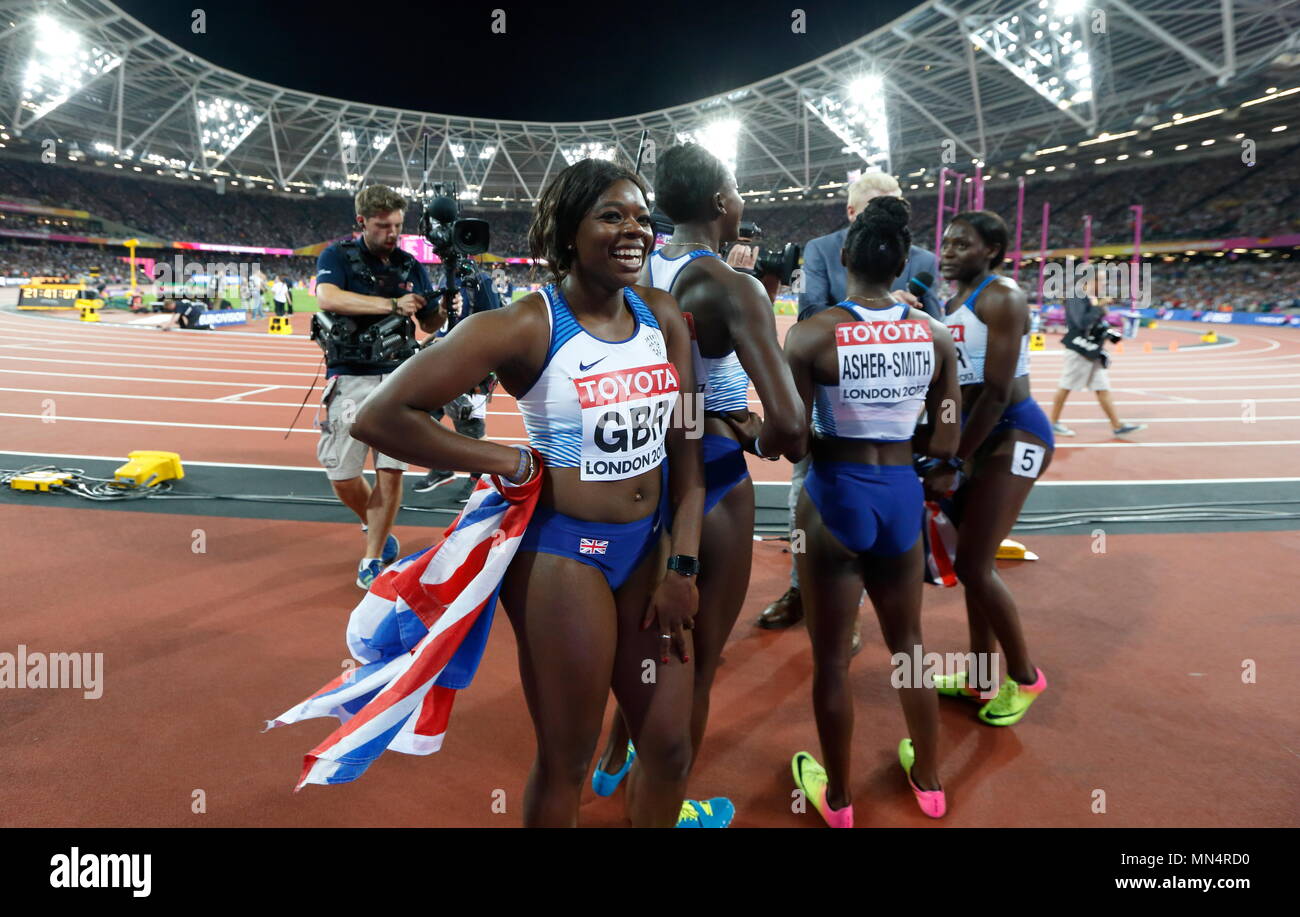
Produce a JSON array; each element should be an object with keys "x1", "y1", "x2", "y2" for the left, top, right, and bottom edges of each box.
[{"x1": 115, "y1": 0, "x2": 919, "y2": 121}]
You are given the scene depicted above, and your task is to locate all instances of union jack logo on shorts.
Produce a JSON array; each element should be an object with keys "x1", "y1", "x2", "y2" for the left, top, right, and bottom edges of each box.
[{"x1": 579, "y1": 538, "x2": 609, "y2": 555}]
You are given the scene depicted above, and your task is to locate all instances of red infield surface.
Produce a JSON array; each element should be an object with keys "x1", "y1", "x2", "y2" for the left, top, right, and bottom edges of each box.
[{"x1": 1, "y1": 307, "x2": 1296, "y2": 827}]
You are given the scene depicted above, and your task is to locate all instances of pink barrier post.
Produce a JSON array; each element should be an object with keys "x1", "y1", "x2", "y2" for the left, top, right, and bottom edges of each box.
[
  {"x1": 935, "y1": 167, "x2": 948, "y2": 257},
  {"x1": 1012, "y1": 177, "x2": 1025, "y2": 281},
  {"x1": 1129, "y1": 204, "x2": 1143, "y2": 308},
  {"x1": 974, "y1": 164, "x2": 984, "y2": 210},
  {"x1": 1036, "y1": 201, "x2": 1050, "y2": 309}
]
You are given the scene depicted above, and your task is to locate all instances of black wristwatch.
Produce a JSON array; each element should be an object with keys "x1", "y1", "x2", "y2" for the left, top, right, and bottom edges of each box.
[
  {"x1": 667, "y1": 555, "x2": 701, "y2": 577},
  {"x1": 943, "y1": 456, "x2": 965, "y2": 471}
]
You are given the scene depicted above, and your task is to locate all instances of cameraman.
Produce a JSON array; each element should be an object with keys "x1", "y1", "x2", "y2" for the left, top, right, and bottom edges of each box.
[
  {"x1": 1049, "y1": 277, "x2": 1147, "y2": 437},
  {"x1": 314, "y1": 184, "x2": 446, "y2": 588}
]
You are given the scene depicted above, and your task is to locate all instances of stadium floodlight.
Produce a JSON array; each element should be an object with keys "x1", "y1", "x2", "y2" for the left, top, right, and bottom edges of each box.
[
  {"x1": 675, "y1": 118, "x2": 740, "y2": 176},
  {"x1": 442, "y1": 139, "x2": 499, "y2": 198},
  {"x1": 196, "y1": 96, "x2": 264, "y2": 169},
  {"x1": 560, "y1": 141, "x2": 615, "y2": 165},
  {"x1": 969, "y1": 2, "x2": 1095, "y2": 127},
  {"x1": 803, "y1": 74, "x2": 891, "y2": 171},
  {"x1": 18, "y1": 15, "x2": 122, "y2": 128}
]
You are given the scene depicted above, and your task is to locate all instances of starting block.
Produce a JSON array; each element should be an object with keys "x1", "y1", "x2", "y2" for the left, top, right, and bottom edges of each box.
[
  {"x1": 1201, "y1": 331, "x2": 1218, "y2": 344},
  {"x1": 268, "y1": 315, "x2": 293, "y2": 335},
  {"x1": 1029, "y1": 332, "x2": 1046, "y2": 352},
  {"x1": 77, "y1": 298, "x2": 102, "y2": 322},
  {"x1": 997, "y1": 539, "x2": 1039, "y2": 562},
  {"x1": 114, "y1": 450, "x2": 184, "y2": 487}
]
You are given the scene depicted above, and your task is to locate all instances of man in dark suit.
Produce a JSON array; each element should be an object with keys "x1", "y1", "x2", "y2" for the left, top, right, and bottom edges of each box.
[
  {"x1": 797, "y1": 172, "x2": 941, "y2": 321},
  {"x1": 758, "y1": 171, "x2": 941, "y2": 638}
]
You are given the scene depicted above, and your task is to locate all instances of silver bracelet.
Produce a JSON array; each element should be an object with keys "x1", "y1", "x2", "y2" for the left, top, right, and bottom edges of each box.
[{"x1": 507, "y1": 445, "x2": 533, "y2": 485}]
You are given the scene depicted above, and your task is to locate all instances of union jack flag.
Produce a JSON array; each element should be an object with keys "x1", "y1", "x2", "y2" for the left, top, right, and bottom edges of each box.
[
  {"x1": 266, "y1": 454, "x2": 543, "y2": 790},
  {"x1": 579, "y1": 538, "x2": 609, "y2": 555}
]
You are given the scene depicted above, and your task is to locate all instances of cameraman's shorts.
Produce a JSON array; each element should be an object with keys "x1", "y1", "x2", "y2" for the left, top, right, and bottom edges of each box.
[
  {"x1": 316, "y1": 373, "x2": 410, "y2": 481},
  {"x1": 1059, "y1": 348, "x2": 1110, "y2": 391}
]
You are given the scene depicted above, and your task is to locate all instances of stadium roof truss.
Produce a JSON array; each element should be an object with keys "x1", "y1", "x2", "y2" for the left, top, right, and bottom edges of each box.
[{"x1": 0, "y1": 0, "x2": 1297, "y2": 202}]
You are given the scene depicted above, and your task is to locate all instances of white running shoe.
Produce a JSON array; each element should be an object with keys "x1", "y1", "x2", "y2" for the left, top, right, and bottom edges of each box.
[{"x1": 1051, "y1": 422, "x2": 1076, "y2": 436}]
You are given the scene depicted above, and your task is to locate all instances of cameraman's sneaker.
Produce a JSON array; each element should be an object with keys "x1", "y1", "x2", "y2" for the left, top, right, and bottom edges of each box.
[
  {"x1": 413, "y1": 470, "x2": 456, "y2": 493},
  {"x1": 1051, "y1": 422, "x2": 1076, "y2": 437},
  {"x1": 1113, "y1": 423, "x2": 1147, "y2": 436},
  {"x1": 356, "y1": 558, "x2": 383, "y2": 590}
]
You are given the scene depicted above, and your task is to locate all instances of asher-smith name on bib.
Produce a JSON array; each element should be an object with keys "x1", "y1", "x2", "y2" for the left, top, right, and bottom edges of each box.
[{"x1": 835, "y1": 320, "x2": 934, "y2": 401}]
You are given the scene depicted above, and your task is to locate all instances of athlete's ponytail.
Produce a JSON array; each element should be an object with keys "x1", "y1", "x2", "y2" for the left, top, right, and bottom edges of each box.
[
  {"x1": 844, "y1": 196, "x2": 912, "y2": 284},
  {"x1": 529, "y1": 158, "x2": 650, "y2": 284}
]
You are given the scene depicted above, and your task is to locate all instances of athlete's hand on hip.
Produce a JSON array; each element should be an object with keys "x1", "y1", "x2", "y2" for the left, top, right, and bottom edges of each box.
[
  {"x1": 644, "y1": 571, "x2": 698, "y2": 664},
  {"x1": 923, "y1": 466, "x2": 958, "y2": 503},
  {"x1": 722, "y1": 410, "x2": 770, "y2": 457}
]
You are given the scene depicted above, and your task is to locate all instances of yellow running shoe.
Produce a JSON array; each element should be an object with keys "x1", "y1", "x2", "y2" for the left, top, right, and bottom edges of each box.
[{"x1": 978, "y1": 668, "x2": 1047, "y2": 726}]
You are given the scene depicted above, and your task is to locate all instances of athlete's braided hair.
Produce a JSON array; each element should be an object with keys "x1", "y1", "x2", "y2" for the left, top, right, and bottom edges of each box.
[
  {"x1": 528, "y1": 158, "x2": 649, "y2": 284},
  {"x1": 844, "y1": 196, "x2": 912, "y2": 284}
]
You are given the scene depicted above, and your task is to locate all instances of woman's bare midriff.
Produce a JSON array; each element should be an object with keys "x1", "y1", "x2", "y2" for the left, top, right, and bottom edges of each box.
[{"x1": 539, "y1": 465, "x2": 662, "y2": 523}]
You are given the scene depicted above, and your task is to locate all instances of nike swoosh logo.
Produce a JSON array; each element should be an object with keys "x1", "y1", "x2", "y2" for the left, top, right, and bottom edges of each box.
[{"x1": 578, "y1": 357, "x2": 607, "y2": 372}]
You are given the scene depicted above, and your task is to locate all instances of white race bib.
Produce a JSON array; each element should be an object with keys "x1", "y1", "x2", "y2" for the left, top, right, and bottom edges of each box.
[
  {"x1": 575, "y1": 362, "x2": 680, "y2": 481},
  {"x1": 1012, "y1": 441, "x2": 1045, "y2": 479},
  {"x1": 945, "y1": 320, "x2": 977, "y2": 386},
  {"x1": 835, "y1": 319, "x2": 935, "y2": 405}
]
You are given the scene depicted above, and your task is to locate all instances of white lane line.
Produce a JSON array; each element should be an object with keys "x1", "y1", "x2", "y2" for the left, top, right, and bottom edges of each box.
[
  {"x1": 1056, "y1": 415, "x2": 1300, "y2": 424},
  {"x1": 747, "y1": 477, "x2": 1300, "y2": 486},
  {"x1": 215, "y1": 385, "x2": 282, "y2": 402},
  {"x1": 1119, "y1": 390, "x2": 1198, "y2": 403},
  {"x1": 0, "y1": 412, "x2": 529, "y2": 440},
  {"x1": 8, "y1": 385, "x2": 1300, "y2": 420},
  {"x1": 1050, "y1": 383, "x2": 1300, "y2": 392},
  {"x1": 0, "y1": 327, "x2": 316, "y2": 359},
  {"x1": 1, "y1": 411, "x2": 1294, "y2": 449},
  {"x1": 5, "y1": 450, "x2": 1297, "y2": 486},
  {"x1": 1055, "y1": 439, "x2": 1300, "y2": 448},
  {"x1": 0, "y1": 368, "x2": 285, "y2": 388},
  {"x1": 0, "y1": 339, "x2": 321, "y2": 367},
  {"x1": 0, "y1": 356, "x2": 315, "y2": 377}
]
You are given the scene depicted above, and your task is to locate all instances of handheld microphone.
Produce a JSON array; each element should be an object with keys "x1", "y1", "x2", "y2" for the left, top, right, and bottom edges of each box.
[{"x1": 908, "y1": 271, "x2": 934, "y2": 299}]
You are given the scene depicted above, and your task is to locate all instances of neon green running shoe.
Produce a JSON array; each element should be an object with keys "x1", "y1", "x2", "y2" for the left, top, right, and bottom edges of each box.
[
  {"x1": 791, "y1": 751, "x2": 853, "y2": 828},
  {"x1": 977, "y1": 667, "x2": 1047, "y2": 726},
  {"x1": 933, "y1": 670, "x2": 984, "y2": 702},
  {"x1": 675, "y1": 798, "x2": 734, "y2": 828}
]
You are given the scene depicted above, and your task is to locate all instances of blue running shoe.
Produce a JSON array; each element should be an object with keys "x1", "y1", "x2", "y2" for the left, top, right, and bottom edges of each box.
[
  {"x1": 356, "y1": 558, "x2": 383, "y2": 590},
  {"x1": 676, "y1": 798, "x2": 735, "y2": 828},
  {"x1": 591, "y1": 742, "x2": 635, "y2": 797},
  {"x1": 381, "y1": 534, "x2": 400, "y2": 565}
]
